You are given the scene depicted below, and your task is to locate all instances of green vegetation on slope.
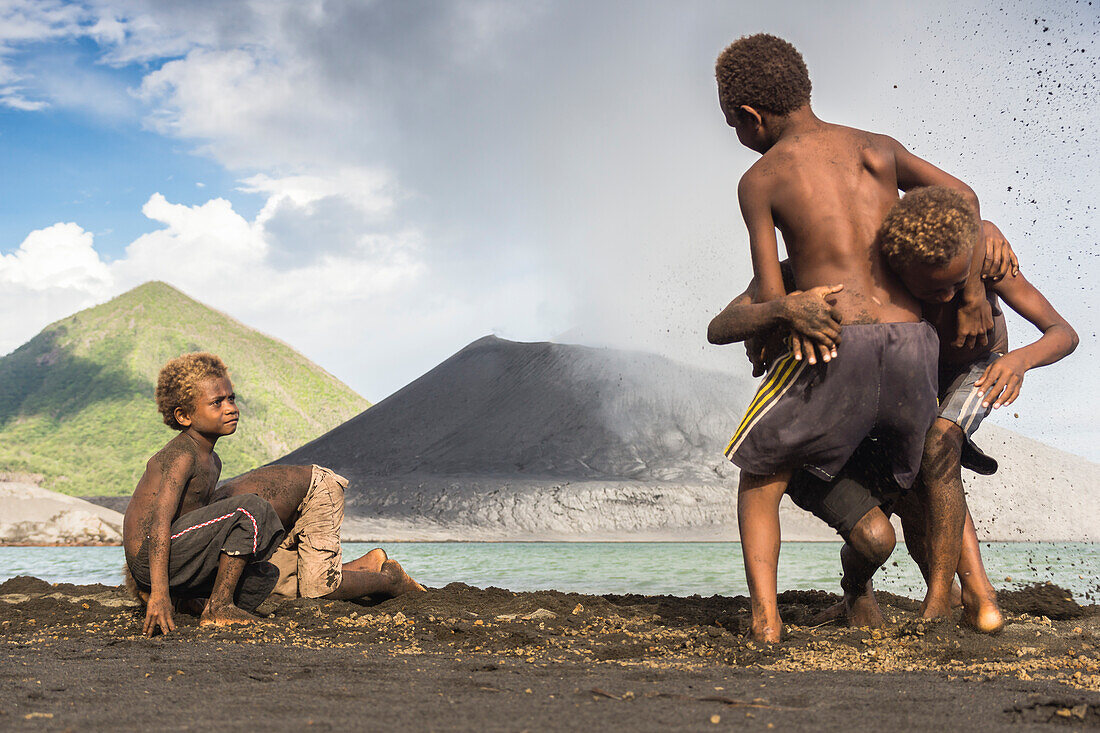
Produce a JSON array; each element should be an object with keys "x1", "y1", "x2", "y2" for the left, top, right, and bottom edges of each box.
[{"x1": 0, "y1": 282, "x2": 370, "y2": 496}]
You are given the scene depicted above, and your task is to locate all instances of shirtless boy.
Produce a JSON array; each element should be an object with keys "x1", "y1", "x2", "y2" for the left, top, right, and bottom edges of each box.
[
  {"x1": 714, "y1": 34, "x2": 992, "y2": 642},
  {"x1": 212, "y1": 465, "x2": 425, "y2": 600},
  {"x1": 883, "y1": 189, "x2": 1078, "y2": 632},
  {"x1": 710, "y1": 190, "x2": 1077, "y2": 634},
  {"x1": 123, "y1": 353, "x2": 286, "y2": 636}
]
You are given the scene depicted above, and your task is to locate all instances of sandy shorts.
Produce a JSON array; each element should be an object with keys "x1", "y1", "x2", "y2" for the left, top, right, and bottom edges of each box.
[
  {"x1": 269, "y1": 465, "x2": 348, "y2": 598},
  {"x1": 127, "y1": 495, "x2": 285, "y2": 612}
]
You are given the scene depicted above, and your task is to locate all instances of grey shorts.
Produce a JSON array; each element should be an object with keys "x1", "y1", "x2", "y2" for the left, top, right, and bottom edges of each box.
[
  {"x1": 725, "y1": 322, "x2": 939, "y2": 489},
  {"x1": 938, "y1": 352, "x2": 1003, "y2": 475}
]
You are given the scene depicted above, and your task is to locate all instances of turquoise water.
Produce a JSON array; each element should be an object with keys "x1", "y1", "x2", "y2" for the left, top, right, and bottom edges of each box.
[{"x1": 1, "y1": 542, "x2": 1097, "y2": 601}]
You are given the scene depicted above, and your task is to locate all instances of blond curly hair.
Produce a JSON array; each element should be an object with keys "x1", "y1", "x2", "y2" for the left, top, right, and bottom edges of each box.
[
  {"x1": 155, "y1": 352, "x2": 229, "y2": 430},
  {"x1": 879, "y1": 186, "x2": 978, "y2": 272}
]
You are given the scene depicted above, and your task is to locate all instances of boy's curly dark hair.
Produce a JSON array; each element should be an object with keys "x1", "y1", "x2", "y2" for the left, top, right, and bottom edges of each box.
[
  {"x1": 715, "y1": 33, "x2": 811, "y2": 116},
  {"x1": 155, "y1": 352, "x2": 229, "y2": 430},
  {"x1": 879, "y1": 187, "x2": 979, "y2": 272}
]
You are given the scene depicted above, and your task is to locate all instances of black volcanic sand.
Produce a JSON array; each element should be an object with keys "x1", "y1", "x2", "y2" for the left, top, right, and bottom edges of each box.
[{"x1": 1, "y1": 577, "x2": 1098, "y2": 731}]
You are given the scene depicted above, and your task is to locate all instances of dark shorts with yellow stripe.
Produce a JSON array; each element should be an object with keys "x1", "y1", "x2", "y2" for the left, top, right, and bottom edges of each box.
[{"x1": 724, "y1": 322, "x2": 939, "y2": 489}]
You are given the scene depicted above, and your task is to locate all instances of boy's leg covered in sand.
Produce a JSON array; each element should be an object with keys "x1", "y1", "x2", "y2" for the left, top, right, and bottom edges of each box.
[
  {"x1": 737, "y1": 471, "x2": 788, "y2": 642},
  {"x1": 786, "y1": 439, "x2": 901, "y2": 628},
  {"x1": 899, "y1": 349, "x2": 1006, "y2": 631},
  {"x1": 727, "y1": 327, "x2": 938, "y2": 642},
  {"x1": 269, "y1": 466, "x2": 424, "y2": 600},
  {"x1": 127, "y1": 494, "x2": 286, "y2": 625}
]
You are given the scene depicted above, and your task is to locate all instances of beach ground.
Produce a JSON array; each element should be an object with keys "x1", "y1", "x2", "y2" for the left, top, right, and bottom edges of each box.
[{"x1": 1, "y1": 576, "x2": 1097, "y2": 731}]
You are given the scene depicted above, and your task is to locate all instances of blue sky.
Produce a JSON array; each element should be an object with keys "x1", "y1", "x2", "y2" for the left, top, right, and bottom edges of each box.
[{"x1": 0, "y1": 0, "x2": 1097, "y2": 460}]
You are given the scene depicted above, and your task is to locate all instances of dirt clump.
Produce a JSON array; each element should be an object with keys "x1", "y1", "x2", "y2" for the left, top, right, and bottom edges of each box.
[{"x1": 1000, "y1": 583, "x2": 1084, "y2": 620}]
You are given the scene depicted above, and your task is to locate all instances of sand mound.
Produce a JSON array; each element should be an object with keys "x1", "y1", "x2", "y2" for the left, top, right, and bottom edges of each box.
[
  {"x1": 0, "y1": 479, "x2": 123, "y2": 545},
  {"x1": 275, "y1": 336, "x2": 1099, "y2": 541}
]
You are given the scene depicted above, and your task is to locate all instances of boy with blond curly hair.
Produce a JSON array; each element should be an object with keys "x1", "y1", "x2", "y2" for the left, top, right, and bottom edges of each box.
[
  {"x1": 123, "y1": 352, "x2": 285, "y2": 636},
  {"x1": 714, "y1": 33, "x2": 996, "y2": 642},
  {"x1": 710, "y1": 187, "x2": 1076, "y2": 634}
]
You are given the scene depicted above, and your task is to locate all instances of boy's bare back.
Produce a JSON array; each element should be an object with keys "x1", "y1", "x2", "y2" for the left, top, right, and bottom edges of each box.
[
  {"x1": 213, "y1": 465, "x2": 314, "y2": 528},
  {"x1": 740, "y1": 122, "x2": 922, "y2": 326}
]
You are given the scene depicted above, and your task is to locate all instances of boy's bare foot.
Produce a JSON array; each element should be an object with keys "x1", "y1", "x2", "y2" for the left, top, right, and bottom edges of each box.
[
  {"x1": 960, "y1": 587, "x2": 1004, "y2": 634},
  {"x1": 809, "y1": 601, "x2": 845, "y2": 627},
  {"x1": 381, "y1": 559, "x2": 426, "y2": 595},
  {"x1": 199, "y1": 603, "x2": 259, "y2": 627},
  {"x1": 844, "y1": 590, "x2": 885, "y2": 628},
  {"x1": 749, "y1": 612, "x2": 783, "y2": 643},
  {"x1": 919, "y1": 591, "x2": 954, "y2": 621},
  {"x1": 344, "y1": 547, "x2": 388, "y2": 573}
]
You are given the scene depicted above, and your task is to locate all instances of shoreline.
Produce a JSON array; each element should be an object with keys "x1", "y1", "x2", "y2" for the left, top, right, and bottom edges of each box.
[
  {"x1": 1, "y1": 576, "x2": 1097, "y2": 729},
  {"x1": 7, "y1": 538, "x2": 1100, "y2": 547}
]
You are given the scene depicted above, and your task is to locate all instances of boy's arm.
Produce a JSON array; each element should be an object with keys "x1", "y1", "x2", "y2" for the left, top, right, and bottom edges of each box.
[
  {"x1": 889, "y1": 136, "x2": 993, "y2": 349},
  {"x1": 738, "y1": 172, "x2": 789, "y2": 305},
  {"x1": 974, "y1": 271, "x2": 1078, "y2": 408},
  {"x1": 708, "y1": 282, "x2": 845, "y2": 351},
  {"x1": 142, "y1": 451, "x2": 194, "y2": 636},
  {"x1": 736, "y1": 171, "x2": 841, "y2": 364}
]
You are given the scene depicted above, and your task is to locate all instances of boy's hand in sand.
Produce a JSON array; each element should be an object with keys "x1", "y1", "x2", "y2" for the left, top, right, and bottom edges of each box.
[
  {"x1": 786, "y1": 284, "x2": 844, "y2": 365},
  {"x1": 144, "y1": 592, "x2": 176, "y2": 636},
  {"x1": 975, "y1": 351, "x2": 1028, "y2": 408}
]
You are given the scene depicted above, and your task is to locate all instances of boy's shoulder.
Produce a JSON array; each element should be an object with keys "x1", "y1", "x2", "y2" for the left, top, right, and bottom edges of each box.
[
  {"x1": 740, "y1": 125, "x2": 895, "y2": 189},
  {"x1": 146, "y1": 433, "x2": 200, "y2": 474}
]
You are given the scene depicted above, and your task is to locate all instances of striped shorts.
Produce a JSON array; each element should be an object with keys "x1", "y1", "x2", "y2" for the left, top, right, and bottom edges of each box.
[
  {"x1": 937, "y1": 352, "x2": 1003, "y2": 439},
  {"x1": 724, "y1": 322, "x2": 939, "y2": 489}
]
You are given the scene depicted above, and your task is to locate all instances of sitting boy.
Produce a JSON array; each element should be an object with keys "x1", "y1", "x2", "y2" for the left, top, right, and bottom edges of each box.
[
  {"x1": 212, "y1": 465, "x2": 425, "y2": 599},
  {"x1": 714, "y1": 33, "x2": 989, "y2": 642},
  {"x1": 123, "y1": 353, "x2": 286, "y2": 636}
]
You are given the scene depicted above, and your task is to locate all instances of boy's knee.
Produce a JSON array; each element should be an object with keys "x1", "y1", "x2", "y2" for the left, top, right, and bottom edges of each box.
[
  {"x1": 923, "y1": 419, "x2": 964, "y2": 469},
  {"x1": 847, "y1": 511, "x2": 896, "y2": 567},
  {"x1": 226, "y1": 494, "x2": 282, "y2": 536}
]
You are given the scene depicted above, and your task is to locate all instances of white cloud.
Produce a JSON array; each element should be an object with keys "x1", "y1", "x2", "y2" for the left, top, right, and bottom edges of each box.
[
  {"x1": 0, "y1": 221, "x2": 112, "y2": 354},
  {"x1": 0, "y1": 222, "x2": 110, "y2": 292},
  {"x1": 0, "y1": 186, "x2": 541, "y2": 397},
  {"x1": 240, "y1": 170, "x2": 396, "y2": 222},
  {"x1": 0, "y1": 0, "x2": 94, "y2": 110}
]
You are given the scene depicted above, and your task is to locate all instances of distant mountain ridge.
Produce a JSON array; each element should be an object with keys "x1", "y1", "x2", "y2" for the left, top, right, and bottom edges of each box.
[
  {"x1": 277, "y1": 336, "x2": 1100, "y2": 541},
  {"x1": 0, "y1": 282, "x2": 369, "y2": 496},
  {"x1": 282, "y1": 335, "x2": 754, "y2": 483}
]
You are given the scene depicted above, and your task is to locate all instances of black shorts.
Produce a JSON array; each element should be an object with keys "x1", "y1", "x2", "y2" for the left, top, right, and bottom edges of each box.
[
  {"x1": 127, "y1": 495, "x2": 286, "y2": 612},
  {"x1": 786, "y1": 438, "x2": 902, "y2": 537},
  {"x1": 725, "y1": 321, "x2": 939, "y2": 489}
]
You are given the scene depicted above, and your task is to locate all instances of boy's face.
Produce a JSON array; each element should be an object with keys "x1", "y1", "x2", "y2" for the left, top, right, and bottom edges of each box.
[
  {"x1": 176, "y1": 376, "x2": 239, "y2": 436},
  {"x1": 897, "y1": 249, "x2": 972, "y2": 304}
]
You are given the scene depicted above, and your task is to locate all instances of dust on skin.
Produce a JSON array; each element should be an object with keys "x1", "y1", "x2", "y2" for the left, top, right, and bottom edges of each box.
[
  {"x1": 124, "y1": 433, "x2": 220, "y2": 567},
  {"x1": 211, "y1": 465, "x2": 314, "y2": 529}
]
